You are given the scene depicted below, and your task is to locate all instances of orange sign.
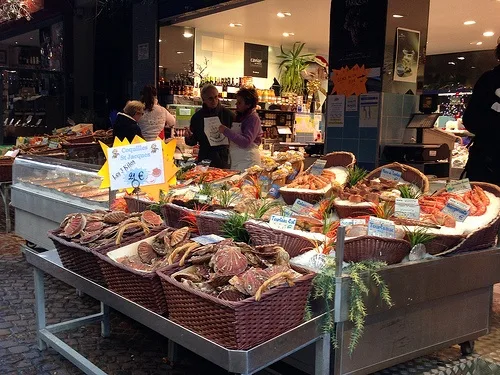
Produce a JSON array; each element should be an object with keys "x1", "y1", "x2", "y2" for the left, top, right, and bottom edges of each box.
[{"x1": 331, "y1": 64, "x2": 369, "y2": 97}]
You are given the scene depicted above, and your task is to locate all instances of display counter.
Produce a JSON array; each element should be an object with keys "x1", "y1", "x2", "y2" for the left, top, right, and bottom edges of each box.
[{"x1": 11, "y1": 155, "x2": 114, "y2": 249}]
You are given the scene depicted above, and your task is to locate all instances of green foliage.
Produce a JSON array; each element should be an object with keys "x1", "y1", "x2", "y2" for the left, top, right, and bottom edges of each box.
[
  {"x1": 398, "y1": 184, "x2": 422, "y2": 199},
  {"x1": 198, "y1": 182, "x2": 214, "y2": 197},
  {"x1": 277, "y1": 42, "x2": 315, "y2": 95},
  {"x1": 222, "y1": 213, "x2": 250, "y2": 243},
  {"x1": 215, "y1": 189, "x2": 239, "y2": 208},
  {"x1": 251, "y1": 199, "x2": 284, "y2": 219},
  {"x1": 347, "y1": 165, "x2": 369, "y2": 187},
  {"x1": 305, "y1": 259, "x2": 393, "y2": 354},
  {"x1": 405, "y1": 226, "x2": 436, "y2": 247}
]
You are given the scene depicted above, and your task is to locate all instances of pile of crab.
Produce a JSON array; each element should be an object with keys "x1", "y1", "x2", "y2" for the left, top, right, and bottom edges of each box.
[
  {"x1": 56, "y1": 209, "x2": 164, "y2": 248},
  {"x1": 168, "y1": 240, "x2": 304, "y2": 302},
  {"x1": 337, "y1": 177, "x2": 418, "y2": 205}
]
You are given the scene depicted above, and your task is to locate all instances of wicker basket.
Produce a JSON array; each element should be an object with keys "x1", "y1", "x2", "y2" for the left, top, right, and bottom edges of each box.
[
  {"x1": 321, "y1": 151, "x2": 356, "y2": 168},
  {"x1": 435, "y1": 182, "x2": 500, "y2": 256},
  {"x1": 343, "y1": 236, "x2": 411, "y2": 264},
  {"x1": 279, "y1": 185, "x2": 333, "y2": 205},
  {"x1": 48, "y1": 226, "x2": 163, "y2": 285},
  {"x1": 365, "y1": 162, "x2": 429, "y2": 193},
  {"x1": 245, "y1": 221, "x2": 315, "y2": 257},
  {"x1": 157, "y1": 265, "x2": 314, "y2": 350},
  {"x1": 333, "y1": 201, "x2": 375, "y2": 219},
  {"x1": 196, "y1": 212, "x2": 229, "y2": 236},
  {"x1": 424, "y1": 234, "x2": 465, "y2": 256},
  {"x1": 161, "y1": 203, "x2": 195, "y2": 229},
  {"x1": 124, "y1": 195, "x2": 156, "y2": 213},
  {"x1": 95, "y1": 237, "x2": 169, "y2": 314}
]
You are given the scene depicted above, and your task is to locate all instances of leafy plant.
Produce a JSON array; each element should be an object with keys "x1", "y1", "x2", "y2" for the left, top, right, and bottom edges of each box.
[
  {"x1": 398, "y1": 184, "x2": 422, "y2": 199},
  {"x1": 215, "y1": 189, "x2": 239, "y2": 208},
  {"x1": 222, "y1": 213, "x2": 250, "y2": 243},
  {"x1": 306, "y1": 259, "x2": 393, "y2": 354},
  {"x1": 346, "y1": 165, "x2": 369, "y2": 188},
  {"x1": 180, "y1": 203, "x2": 210, "y2": 234},
  {"x1": 198, "y1": 182, "x2": 214, "y2": 197},
  {"x1": 404, "y1": 226, "x2": 436, "y2": 247},
  {"x1": 251, "y1": 199, "x2": 283, "y2": 219},
  {"x1": 277, "y1": 42, "x2": 315, "y2": 95},
  {"x1": 370, "y1": 201, "x2": 395, "y2": 219}
]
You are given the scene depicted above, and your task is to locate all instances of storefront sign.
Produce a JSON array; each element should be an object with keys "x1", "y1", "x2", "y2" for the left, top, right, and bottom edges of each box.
[
  {"x1": 107, "y1": 140, "x2": 165, "y2": 191},
  {"x1": 367, "y1": 217, "x2": 396, "y2": 239},
  {"x1": 446, "y1": 178, "x2": 471, "y2": 194},
  {"x1": 380, "y1": 168, "x2": 402, "y2": 181},
  {"x1": 442, "y1": 198, "x2": 470, "y2": 222},
  {"x1": 394, "y1": 28, "x2": 421, "y2": 83},
  {"x1": 395, "y1": 198, "x2": 420, "y2": 220},
  {"x1": 269, "y1": 215, "x2": 297, "y2": 231},
  {"x1": 326, "y1": 95, "x2": 345, "y2": 127},
  {"x1": 244, "y1": 43, "x2": 268, "y2": 78}
]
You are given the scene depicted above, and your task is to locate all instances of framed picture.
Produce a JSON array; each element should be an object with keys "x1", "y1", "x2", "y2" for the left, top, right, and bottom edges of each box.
[
  {"x1": 0, "y1": 50, "x2": 6, "y2": 65},
  {"x1": 394, "y1": 28, "x2": 421, "y2": 83}
]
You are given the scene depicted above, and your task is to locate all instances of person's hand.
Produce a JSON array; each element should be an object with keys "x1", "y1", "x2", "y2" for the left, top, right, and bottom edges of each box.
[{"x1": 219, "y1": 125, "x2": 227, "y2": 133}]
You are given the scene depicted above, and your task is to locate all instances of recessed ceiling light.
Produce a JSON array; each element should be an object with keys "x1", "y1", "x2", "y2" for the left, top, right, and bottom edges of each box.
[
  {"x1": 448, "y1": 61, "x2": 456, "y2": 65},
  {"x1": 483, "y1": 31, "x2": 495, "y2": 37},
  {"x1": 176, "y1": 51, "x2": 184, "y2": 54},
  {"x1": 282, "y1": 32, "x2": 295, "y2": 37},
  {"x1": 229, "y1": 23, "x2": 242, "y2": 27},
  {"x1": 15, "y1": 41, "x2": 17, "y2": 44},
  {"x1": 477, "y1": 41, "x2": 483, "y2": 45},
  {"x1": 457, "y1": 56, "x2": 465, "y2": 60},
  {"x1": 393, "y1": 14, "x2": 404, "y2": 18},
  {"x1": 29, "y1": 37, "x2": 33, "y2": 40},
  {"x1": 277, "y1": 12, "x2": 291, "y2": 18},
  {"x1": 159, "y1": 65, "x2": 163, "y2": 68},
  {"x1": 464, "y1": 20, "x2": 476, "y2": 25},
  {"x1": 471, "y1": 66, "x2": 476, "y2": 69},
  {"x1": 159, "y1": 39, "x2": 162, "y2": 42},
  {"x1": 183, "y1": 31, "x2": 193, "y2": 38}
]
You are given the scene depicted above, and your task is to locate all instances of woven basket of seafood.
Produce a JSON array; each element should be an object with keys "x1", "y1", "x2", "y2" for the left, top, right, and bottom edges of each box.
[
  {"x1": 157, "y1": 240, "x2": 314, "y2": 350},
  {"x1": 196, "y1": 212, "x2": 230, "y2": 236},
  {"x1": 96, "y1": 226, "x2": 192, "y2": 314},
  {"x1": 320, "y1": 151, "x2": 356, "y2": 168},
  {"x1": 124, "y1": 195, "x2": 157, "y2": 213},
  {"x1": 245, "y1": 220, "x2": 322, "y2": 258},
  {"x1": 415, "y1": 182, "x2": 500, "y2": 256},
  {"x1": 161, "y1": 203, "x2": 196, "y2": 229},
  {"x1": 279, "y1": 168, "x2": 340, "y2": 205},
  {"x1": 48, "y1": 210, "x2": 165, "y2": 285},
  {"x1": 344, "y1": 236, "x2": 411, "y2": 264},
  {"x1": 365, "y1": 162, "x2": 429, "y2": 193}
]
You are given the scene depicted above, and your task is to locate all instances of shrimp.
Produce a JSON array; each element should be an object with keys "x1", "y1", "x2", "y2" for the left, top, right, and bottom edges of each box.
[{"x1": 474, "y1": 186, "x2": 490, "y2": 206}]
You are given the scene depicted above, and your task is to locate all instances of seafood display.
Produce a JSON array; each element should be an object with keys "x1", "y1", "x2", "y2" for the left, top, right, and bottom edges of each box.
[
  {"x1": 285, "y1": 170, "x2": 336, "y2": 190},
  {"x1": 169, "y1": 240, "x2": 303, "y2": 301},
  {"x1": 54, "y1": 209, "x2": 164, "y2": 248},
  {"x1": 178, "y1": 166, "x2": 239, "y2": 184}
]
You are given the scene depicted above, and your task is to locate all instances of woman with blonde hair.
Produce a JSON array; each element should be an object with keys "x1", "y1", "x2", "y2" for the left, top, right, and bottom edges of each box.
[
  {"x1": 139, "y1": 85, "x2": 176, "y2": 141},
  {"x1": 113, "y1": 100, "x2": 144, "y2": 143}
]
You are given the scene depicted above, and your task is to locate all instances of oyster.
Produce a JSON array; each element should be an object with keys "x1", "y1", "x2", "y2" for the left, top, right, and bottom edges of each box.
[
  {"x1": 84, "y1": 221, "x2": 104, "y2": 232},
  {"x1": 137, "y1": 242, "x2": 157, "y2": 264},
  {"x1": 63, "y1": 213, "x2": 86, "y2": 238},
  {"x1": 211, "y1": 246, "x2": 248, "y2": 276},
  {"x1": 170, "y1": 227, "x2": 190, "y2": 247},
  {"x1": 141, "y1": 210, "x2": 163, "y2": 227},
  {"x1": 103, "y1": 210, "x2": 128, "y2": 224},
  {"x1": 229, "y1": 267, "x2": 268, "y2": 296}
]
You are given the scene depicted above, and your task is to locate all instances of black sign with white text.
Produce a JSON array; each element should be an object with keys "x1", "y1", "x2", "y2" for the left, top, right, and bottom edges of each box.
[{"x1": 244, "y1": 43, "x2": 268, "y2": 78}]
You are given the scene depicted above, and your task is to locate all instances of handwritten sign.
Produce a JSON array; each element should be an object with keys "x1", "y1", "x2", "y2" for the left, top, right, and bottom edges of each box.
[
  {"x1": 204, "y1": 117, "x2": 228, "y2": 146},
  {"x1": 380, "y1": 168, "x2": 402, "y2": 182},
  {"x1": 291, "y1": 199, "x2": 315, "y2": 215},
  {"x1": 442, "y1": 198, "x2": 470, "y2": 222},
  {"x1": 331, "y1": 64, "x2": 369, "y2": 97},
  {"x1": 310, "y1": 160, "x2": 327, "y2": 176},
  {"x1": 107, "y1": 140, "x2": 165, "y2": 191},
  {"x1": 395, "y1": 198, "x2": 420, "y2": 220},
  {"x1": 446, "y1": 179, "x2": 471, "y2": 194},
  {"x1": 367, "y1": 217, "x2": 396, "y2": 239},
  {"x1": 269, "y1": 215, "x2": 297, "y2": 231},
  {"x1": 191, "y1": 234, "x2": 225, "y2": 245},
  {"x1": 340, "y1": 218, "x2": 367, "y2": 227}
]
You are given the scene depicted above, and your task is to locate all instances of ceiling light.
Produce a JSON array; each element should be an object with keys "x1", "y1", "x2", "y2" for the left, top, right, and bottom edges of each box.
[
  {"x1": 15, "y1": 41, "x2": 17, "y2": 44},
  {"x1": 183, "y1": 28, "x2": 193, "y2": 38},
  {"x1": 463, "y1": 20, "x2": 476, "y2": 25},
  {"x1": 448, "y1": 61, "x2": 456, "y2": 65},
  {"x1": 477, "y1": 41, "x2": 483, "y2": 45},
  {"x1": 392, "y1": 14, "x2": 404, "y2": 18},
  {"x1": 176, "y1": 51, "x2": 184, "y2": 54},
  {"x1": 29, "y1": 37, "x2": 33, "y2": 40},
  {"x1": 282, "y1": 32, "x2": 295, "y2": 37},
  {"x1": 471, "y1": 66, "x2": 476, "y2": 69},
  {"x1": 457, "y1": 56, "x2": 465, "y2": 60},
  {"x1": 159, "y1": 65, "x2": 163, "y2": 68},
  {"x1": 159, "y1": 39, "x2": 162, "y2": 42},
  {"x1": 277, "y1": 12, "x2": 291, "y2": 17},
  {"x1": 483, "y1": 31, "x2": 495, "y2": 37},
  {"x1": 229, "y1": 23, "x2": 242, "y2": 27}
]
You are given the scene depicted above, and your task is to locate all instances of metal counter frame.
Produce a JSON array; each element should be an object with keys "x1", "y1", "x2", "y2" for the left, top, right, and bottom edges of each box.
[{"x1": 23, "y1": 246, "x2": 330, "y2": 375}]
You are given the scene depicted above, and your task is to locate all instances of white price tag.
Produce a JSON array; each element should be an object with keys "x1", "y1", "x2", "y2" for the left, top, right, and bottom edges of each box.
[
  {"x1": 340, "y1": 218, "x2": 368, "y2": 227},
  {"x1": 191, "y1": 234, "x2": 225, "y2": 245},
  {"x1": 183, "y1": 190, "x2": 196, "y2": 200},
  {"x1": 446, "y1": 179, "x2": 472, "y2": 194},
  {"x1": 281, "y1": 207, "x2": 295, "y2": 217},
  {"x1": 291, "y1": 199, "x2": 315, "y2": 215},
  {"x1": 269, "y1": 215, "x2": 297, "y2": 230},
  {"x1": 367, "y1": 217, "x2": 396, "y2": 239},
  {"x1": 442, "y1": 198, "x2": 470, "y2": 222},
  {"x1": 395, "y1": 198, "x2": 420, "y2": 220},
  {"x1": 195, "y1": 194, "x2": 209, "y2": 203},
  {"x1": 310, "y1": 160, "x2": 327, "y2": 176},
  {"x1": 380, "y1": 168, "x2": 402, "y2": 181}
]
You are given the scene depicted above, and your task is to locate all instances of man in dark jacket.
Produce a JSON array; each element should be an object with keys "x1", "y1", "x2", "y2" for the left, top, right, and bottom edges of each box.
[
  {"x1": 462, "y1": 42, "x2": 500, "y2": 184},
  {"x1": 185, "y1": 85, "x2": 234, "y2": 169},
  {"x1": 113, "y1": 101, "x2": 144, "y2": 143}
]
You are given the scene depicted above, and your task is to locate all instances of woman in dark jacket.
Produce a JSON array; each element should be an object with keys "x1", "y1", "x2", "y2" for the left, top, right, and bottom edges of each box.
[
  {"x1": 462, "y1": 42, "x2": 500, "y2": 184},
  {"x1": 113, "y1": 101, "x2": 144, "y2": 143},
  {"x1": 185, "y1": 85, "x2": 234, "y2": 169}
]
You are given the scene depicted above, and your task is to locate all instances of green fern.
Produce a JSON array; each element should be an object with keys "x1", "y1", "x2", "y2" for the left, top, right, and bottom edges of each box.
[
  {"x1": 221, "y1": 213, "x2": 250, "y2": 243},
  {"x1": 347, "y1": 165, "x2": 369, "y2": 187},
  {"x1": 252, "y1": 199, "x2": 284, "y2": 219},
  {"x1": 398, "y1": 184, "x2": 422, "y2": 199},
  {"x1": 215, "y1": 189, "x2": 238, "y2": 208},
  {"x1": 404, "y1": 226, "x2": 436, "y2": 247}
]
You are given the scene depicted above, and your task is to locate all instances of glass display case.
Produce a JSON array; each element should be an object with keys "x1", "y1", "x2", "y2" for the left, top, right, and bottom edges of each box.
[{"x1": 11, "y1": 155, "x2": 113, "y2": 249}]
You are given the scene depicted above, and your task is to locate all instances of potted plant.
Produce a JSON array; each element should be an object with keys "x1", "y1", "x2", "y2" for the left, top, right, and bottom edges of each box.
[{"x1": 277, "y1": 42, "x2": 315, "y2": 96}]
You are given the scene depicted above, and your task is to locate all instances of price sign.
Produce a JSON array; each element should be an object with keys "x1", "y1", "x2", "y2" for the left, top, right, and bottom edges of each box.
[
  {"x1": 367, "y1": 217, "x2": 396, "y2": 239},
  {"x1": 191, "y1": 234, "x2": 225, "y2": 245},
  {"x1": 310, "y1": 160, "x2": 327, "y2": 176},
  {"x1": 380, "y1": 168, "x2": 402, "y2": 181},
  {"x1": 446, "y1": 178, "x2": 472, "y2": 194},
  {"x1": 107, "y1": 140, "x2": 165, "y2": 191},
  {"x1": 269, "y1": 215, "x2": 297, "y2": 230},
  {"x1": 395, "y1": 198, "x2": 420, "y2": 220},
  {"x1": 340, "y1": 218, "x2": 367, "y2": 227},
  {"x1": 291, "y1": 199, "x2": 315, "y2": 215},
  {"x1": 442, "y1": 198, "x2": 470, "y2": 222}
]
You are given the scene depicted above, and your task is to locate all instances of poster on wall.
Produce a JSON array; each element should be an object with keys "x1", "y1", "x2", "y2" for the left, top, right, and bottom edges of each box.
[
  {"x1": 327, "y1": 95, "x2": 345, "y2": 127},
  {"x1": 394, "y1": 28, "x2": 420, "y2": 83},
  {"x1": 359, "y1": 93, "x2": 380, "y2": 128},
  {"x1": 244, "y1": 43, "x2": 268, "y2": 78}
]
